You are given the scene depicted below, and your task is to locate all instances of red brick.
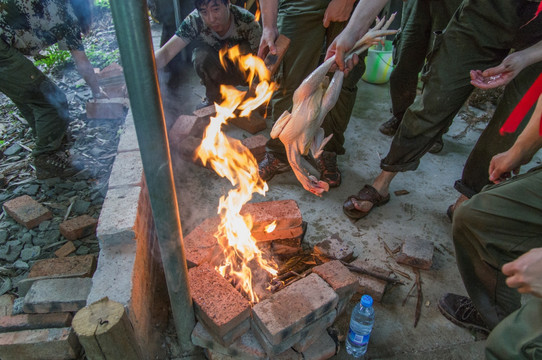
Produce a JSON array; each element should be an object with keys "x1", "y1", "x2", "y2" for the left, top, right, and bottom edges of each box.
[
  {"x1": 54, "y1": 241, "x2": 76, "y2": 258},
  {"x1": 174, "y1": 135, "x2": 206, "y2": 167},
  {"x1": 301, "y1": 330, "x2": 336, "y2": 360},
  {"x1": 396, "y1": 237, "x2": 434, "y2": 270},
  {"x1": 102, "y1": 84, "x2": 127, "y2": 98},
  {"x1": 271, "y1": 237, "x2": 302, "y2": 256},
  {"x1": 312, "y1": 260, "x2": 358, "y2": 298},
  {"x1": 240, "y1": 200, "x2": 302, "y2": 235},
  {"x1": 183, "y1": 217, "x2": 220, "y2": 268},
  {"x1": 228, "y1": 112, "x2": 267, "y2": 134},
  {"x1": 169, "y1": 115, "x2": 199, "y2": 142},
  {"x1": 188, "y1": 263, "x2": 251, "y2": 338},
  {"x1": 241, "y1": 134, "x2": 267, "y2": 162},
  {"x1": 86, "y1": 100, "x2": 125, "y2": 119},
  {"x1": 0, "y1": 313, "x2": 72, "y2": 333},
  {"x1": 28, "y1": 254, "x2": 97, "y2": 279},
  {"x1": 193, "y1": 104, "x2": 216, "y2": 119},
  {"x1": 349, "y1": 259, "x2": 391, "y2": 303},
  {"x1": 264, "y1": 34, "x2": 291, "y2": 77},
  {"x1": 59, "y1": 215, "x2": 97, "y2": 241},
  {"x1": 2, "y1": 195, "x2": 52, "y2": 229},
  {"x1": 97, "y1": 63, "x2": 123, "y2": 79},
  {"x1": 0, "y1": 327, "x2": 80, "y2": 360}
]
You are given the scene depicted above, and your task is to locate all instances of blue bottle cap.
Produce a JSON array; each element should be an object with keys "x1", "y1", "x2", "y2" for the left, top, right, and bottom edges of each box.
[{"x1": 361, "y1": 294, "x2": 373, "y2": 307}]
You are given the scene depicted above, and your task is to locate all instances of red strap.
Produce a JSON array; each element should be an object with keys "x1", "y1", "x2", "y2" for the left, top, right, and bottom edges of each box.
[{"x1": 500, "y1": 73, "x2": 542, "y2": 136}]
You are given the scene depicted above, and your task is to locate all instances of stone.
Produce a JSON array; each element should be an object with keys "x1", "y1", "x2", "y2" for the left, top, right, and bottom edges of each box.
[
  {"x1": 0, "y1": 327, "x2": 80, "y2": 360},
  {"x1": 228, "y1": 112, "x2": 267, "y2": 134},
  {"x1": 183, "y1": 216, "x2": 220, "y2": 268},
  {"x1": 0, "y1": 313, "x2": 72, "y2": 333},
  {"x1": 20, "y1": 246, "x2": 40, "y2": 261},
  {"x1": 0, "y1": 241, "x2": 23, "y2": 262},
  {"x1": 11, "y1": 298, "x2": 24, "y2": 316},
  {"x1": 396, "y1": 237, "x2": 434, "y2": 270},
  {"x1": 2, "y1": 195, "x2": 52, "y2": 229},
  {"x1": 191, "y1": 322, "x2": 266, "y2": 360},
  {"x1": 54, "y1": 241, "x2": 76, "y2": 258},
  {"x1": 23, "y1": 278, "x2": 92, "y2": 313},
  {"x1": 301, "y1": 331, "x2": 337, "y2": 360},
  {"x1": 188, "y1": 264, "x2": 251, "y2": 338},
  {"x1": 3, "y1": 144, "x2": 22, "y2": 156},
  {"x1": 59, "y1": 215, "x2": 98, "y2": 241},
  {"x1": 0, "y1": 230, "x2": 7, "y2": 244},
  {"x1": 72, "y1": 199, "x2": 90, "y2": 215},
  {"x1": 312, "y1": 260, "x2": 358, "y2": 298},
  {"x1": 0, "y1": 295, "x2": 15, "y2": 317},
  {"x1": 86, "y1": 100, "x2": 126, "y2": 119},
  {"x1": 13, "y1": 260, "x2": 28, "y2": 270},
  {"x1": 314, "y1": 233, "x2": 354, "y2": 262},
  {"x1": 252, "y1": 273, "x2": 338, "y2": 345}
]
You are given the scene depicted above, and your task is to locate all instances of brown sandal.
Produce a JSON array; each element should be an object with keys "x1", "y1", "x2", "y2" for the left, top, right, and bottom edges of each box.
[{"x1": 343, "y1": 185, "x2": 390, "y2": 220}]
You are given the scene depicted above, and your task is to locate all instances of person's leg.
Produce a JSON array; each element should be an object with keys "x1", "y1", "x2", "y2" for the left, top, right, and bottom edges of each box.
[
  {"x1": 455, "y1": 61, "x2": 542, "y2": 198},
  {"x1": 452, "y1": 168, "x2": 542, "y2": 329},
  {"x1": 0, "y1": 39, "x2": 68, "y2": 156},
  {"x1": 486, "y1": 298, "x2": 542, "y2": 360}
]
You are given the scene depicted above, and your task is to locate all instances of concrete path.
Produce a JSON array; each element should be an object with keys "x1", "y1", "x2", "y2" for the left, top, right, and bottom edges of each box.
[{"x1": 153, "y1": 23, "x2": 492, "y2": 359}]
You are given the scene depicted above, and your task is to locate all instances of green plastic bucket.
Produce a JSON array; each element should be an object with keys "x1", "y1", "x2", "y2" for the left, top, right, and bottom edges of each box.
[{"x1": 362, "y1": 40, "x2": 394, "y2": 84}]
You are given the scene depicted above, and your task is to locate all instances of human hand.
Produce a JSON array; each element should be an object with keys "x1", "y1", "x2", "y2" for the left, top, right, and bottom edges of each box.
[
  {"x1": 258, "y1": 27, "x2": 278, "y2": 59},
  {"x1": 488, "y1": 148, "x2": 524, "y2": 183},
  {"x1": 325, "y1": 30, "x2": 359, "y2": 72},
  {"x1": 323, "y1": 0, "x2": 355, "y2": 28},
  {"x1": 470, "y1": 52, "x2": 528, "y2": 89},
  {"x1": 502, "y1": 248, "x2": 542, "y2": 298}
]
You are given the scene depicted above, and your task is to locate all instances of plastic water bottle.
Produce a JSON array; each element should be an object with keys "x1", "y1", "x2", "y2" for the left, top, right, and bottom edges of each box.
[{"x1": 346, "y1": 294, "x2": 375, "y2": 358}]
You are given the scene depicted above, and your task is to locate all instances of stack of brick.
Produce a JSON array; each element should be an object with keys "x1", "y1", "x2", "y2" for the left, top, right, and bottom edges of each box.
[
  {"x1": 0, "y1": 255, "x2": 97, "y2": 359},
  {"x1": 86, "y1": 63, "x2": 129, "y2": 119},
  {"x1": 240, "y1": 134, "x2": 267, "y2": 163}
]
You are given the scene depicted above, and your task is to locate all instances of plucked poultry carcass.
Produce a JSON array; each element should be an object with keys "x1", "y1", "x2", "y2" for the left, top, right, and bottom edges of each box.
[{"x1": 270, "y1": 16, "x2": 397, "y2": 195}]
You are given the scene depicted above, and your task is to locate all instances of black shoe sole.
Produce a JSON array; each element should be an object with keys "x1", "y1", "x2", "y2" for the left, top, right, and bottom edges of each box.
[{"x1": 437, "y1": 301, "x2": 490, "y2": 335}]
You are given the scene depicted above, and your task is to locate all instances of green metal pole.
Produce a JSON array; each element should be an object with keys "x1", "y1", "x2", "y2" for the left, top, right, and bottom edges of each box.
[{"x1": 109, "y1": 0, "x2": 195, "y2": 353}]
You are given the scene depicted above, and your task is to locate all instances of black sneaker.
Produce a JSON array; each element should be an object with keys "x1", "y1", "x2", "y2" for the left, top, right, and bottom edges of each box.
[
  {"x1": 379, "y1": 116, "x2": 401, "y2": 136},
  {"x1": 258, "y1": 152, "x2": 290, "y2": 182},
  {"x1": 34, "y1": 151, "x2": 79, "y2": 180},
  {"x1": 438, "y1": 293, "x2": 490, "y2": 334},
  {"x1": 429, "y1": 136, "x2": 444, "y2": 154},
  {"x1": 316, "y1": 151, "x2": 341, "y2": 188}
]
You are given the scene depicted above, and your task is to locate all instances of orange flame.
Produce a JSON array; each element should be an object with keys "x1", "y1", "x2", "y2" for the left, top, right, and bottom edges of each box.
[{"x1": 196, "y1": 45, "x2": 278, "y2": 303}]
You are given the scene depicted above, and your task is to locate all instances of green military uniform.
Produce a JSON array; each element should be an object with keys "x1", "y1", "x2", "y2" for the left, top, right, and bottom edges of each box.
[
  {"x1": 266, "y1": 0, "x2": 366, "y2": 160},
  {"x1": 175, "y1": 5, "x2": 261, "y2": 103},
  {"x1": 381, "y1": 0, "x2": 542, "y2": 198},
  {"x1": 389, "y1": 0, "x2": 462, "y2": 122},
  {"x1": 453, "y1": 166, "x2": 542, "y2": 357},
  {"x1": 0, "y1": 0, "x2": 84, "y2": 155}
]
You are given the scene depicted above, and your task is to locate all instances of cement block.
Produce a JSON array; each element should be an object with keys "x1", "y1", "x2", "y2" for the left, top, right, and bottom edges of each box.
[
  {"x1": 314, "y1": 233, "x2": 354, "y2": 262},
  {"x1": 252, "y1": 273, "x2": 338, "y2": 345},
  {"x1": 97, "y1": 186, "x2": 141, "y2": 246},
  {"x1": 349, "y1": 259, "x2": 391, "y2": 303},
  {"x1": 312, "y1": 260, "x2": 358, "y2": 298},
  {"x1": 183, "y1": 216, "x2": 220, "y2": 268},
  {"x1": 2, "y1": 195, "x2": 52, "y2": 229},
  {"x1": 23, "y1": 278, "x2": 92, "y2": 313},
  {"x1": 59, "y1": 215, "x2": 98, "y2": 241},
  {"x1": 396, "y1": 237, "x2": 434, "y2": 270},
  {"x1": 86, "y1": 242, "x2": 136, "y2": 306},
  {"x1": 252, "y1": 309, "x2": 336, "y2": 356},
  {"x1": 107, "y1": 151, "x2": 143, "y2": 188},
  {"x1": 0, "y1": 327, "x2": 80, "y2": 360},
  {"x1": 117, "y1": 113, "x2": 139, "y2": 153},
  {"x1": 192, "y1": 322, "x2": 266, "y2": 360},
  {"x1": 240, "y1": 199, "x2": 302, "y2": 235},
  {"x1": 302, "y1": 331, "x2": 336, "y2": 360},
  {"x1": 188, "y1": 264, "x2": 251, "y2": 338},
  {"x1": 86, "y1": 100, "x2": 125, "y2": 119},
  {"x1": 292, "y1": 306, "x2": 335, "y2": 352},
  {"x1": 228, "y1": 112, "x2": 267, "y2": 134},
  {"x1": 54, "y1": 241, "x2": 76, "y2": 257},
  {"x1": 0, "y1": 312, "x2": 72, "y2": 332}
]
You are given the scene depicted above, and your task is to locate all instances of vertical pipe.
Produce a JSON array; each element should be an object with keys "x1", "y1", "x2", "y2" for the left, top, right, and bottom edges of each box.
[{"x1": 109, "y1": 0, "x2": 195, "y2": 353}]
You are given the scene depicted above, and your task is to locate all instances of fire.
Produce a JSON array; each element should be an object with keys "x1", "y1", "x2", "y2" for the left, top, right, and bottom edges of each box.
[
  {"x1": 196, "y1": 45, "x2": 278, "y2": 303},
  {"x1": 264, "y1": 221, "x2": 277, "y2": 233}
]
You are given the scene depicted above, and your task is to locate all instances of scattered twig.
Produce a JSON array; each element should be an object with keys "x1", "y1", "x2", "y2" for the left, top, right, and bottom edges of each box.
[
  {"x1": 64, "y1": 197, "x2": 76, "y2": 221},
  {"x1": 17, "y1": 142, "x2": 32, "y2": 152},
  {"x1": 386, "y1": 264, "x2": 412, "y2": 280},
  {"x1": 414, "y1": 268, "x2": 422, "y2": 328},
  {"x1": 342, "y1": 261, "x2": 404, "y2": 285},
  {"x1": 42, "y1": 240, "x2": 68, "y2": 251},
  {"x1": 402, "y1": 282, "x2": 416, "y2": 307},
  {"x1": 383, "y1": 242, "x2": 394, "y2": 258}
]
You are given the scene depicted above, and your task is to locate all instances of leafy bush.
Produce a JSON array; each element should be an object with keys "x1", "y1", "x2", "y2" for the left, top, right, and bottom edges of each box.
[{"x1": 33, "y1": 44, "x2": 72, "y2": 72}]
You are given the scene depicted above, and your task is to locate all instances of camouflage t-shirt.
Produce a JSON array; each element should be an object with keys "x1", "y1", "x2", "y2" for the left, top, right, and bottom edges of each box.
[
  {"x1": 175, "y1": 4, "x2": 261, "y2": 54},
  {"x1": 0, "y1": 0, "x2": 83, "y2": 56}
]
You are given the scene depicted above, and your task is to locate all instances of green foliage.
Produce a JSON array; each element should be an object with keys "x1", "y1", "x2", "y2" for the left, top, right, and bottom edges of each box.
[
  {"x1": 84, "y1": 42, "x2": 120, "y2": 68},
  {"x1": 94, "y1": 0, "x2": 110, "y2": 11},
  {"x1": 33, "y1": 44, "x2": 72, "y2": 73}
]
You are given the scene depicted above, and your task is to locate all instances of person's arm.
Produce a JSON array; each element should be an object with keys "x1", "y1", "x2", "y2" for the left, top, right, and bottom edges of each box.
[
  {"x1": 322, "y1": 0, "x2": 357, "y2": 28},
  {"x1": 489, "y1": 94, "x2": 542, "y2": 183},
  {"x1": 155, "y1": 35, "x2": 188, "y2": 70},
  {"x1": 257, "y1": 0, "x2": 278, "y2": 58},
  {"x1": 70, "y1": 49, "x2": 108, "y2": 99},
  {"x1": 502, "y1": 248, "x2": 542, "y2": 298},
  {"x1": 324, "y1": 0, "x2": 389, "y2": 70},
  {"x1": 471, "y1": 39, "x2": 542, "y2": 89}
]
